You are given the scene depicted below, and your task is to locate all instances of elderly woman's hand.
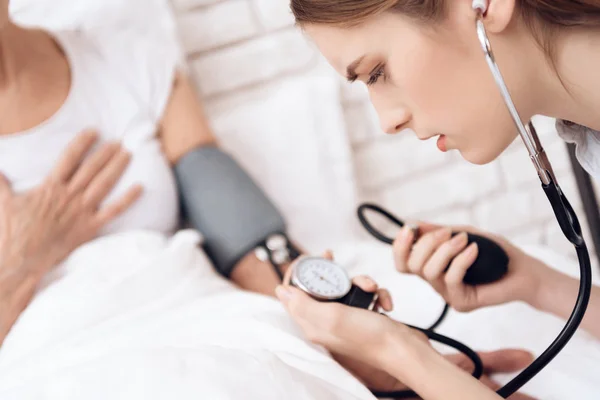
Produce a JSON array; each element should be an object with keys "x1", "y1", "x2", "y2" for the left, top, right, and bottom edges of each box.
[
  {"x1": 0, "y1": 130, "x2": 142, "y2": 278},
  {"x1": 0, "y1": 131, "x2": 142, "y2": 342}
]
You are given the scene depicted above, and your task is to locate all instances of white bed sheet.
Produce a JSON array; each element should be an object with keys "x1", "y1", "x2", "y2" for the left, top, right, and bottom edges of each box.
[
  {"x1": 1, "y1": 230, "x2": 597, "y2": 399},
  {"x1": 0, "y1": 231, "x2": 375, "y2": 400}
]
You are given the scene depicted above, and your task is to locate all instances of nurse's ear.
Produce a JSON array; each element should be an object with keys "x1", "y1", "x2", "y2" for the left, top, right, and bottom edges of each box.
[{"x1": 476, "y1": 0, "x2": 517, "y2": 33}]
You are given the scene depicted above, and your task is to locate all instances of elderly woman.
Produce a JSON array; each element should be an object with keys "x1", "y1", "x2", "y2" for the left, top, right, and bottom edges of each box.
[
  {"x1": 0, "y1": 0, "x2": 298, "y2": 345},
  {"x1": 0, "y1": 1, "x2": 533, "y2": 398}
]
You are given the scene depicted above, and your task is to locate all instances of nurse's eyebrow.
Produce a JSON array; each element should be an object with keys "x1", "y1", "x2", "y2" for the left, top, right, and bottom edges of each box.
[{"x1": 346, "y1": 56, "x2": 365, "y2": 82}]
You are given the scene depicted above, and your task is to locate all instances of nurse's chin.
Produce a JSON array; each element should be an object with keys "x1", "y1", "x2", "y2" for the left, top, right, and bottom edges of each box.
[{"x1": 457, "y1": 146, "x2": 503, "y2": 166}]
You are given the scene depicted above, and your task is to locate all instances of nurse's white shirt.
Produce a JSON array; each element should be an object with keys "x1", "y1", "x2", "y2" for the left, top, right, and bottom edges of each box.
[
  {"x1": 557, "y1": 119, "x2": 600, "y2": 182},
  {"x1": 0, "y1": 28, "x2": 180, "y2": 236}
]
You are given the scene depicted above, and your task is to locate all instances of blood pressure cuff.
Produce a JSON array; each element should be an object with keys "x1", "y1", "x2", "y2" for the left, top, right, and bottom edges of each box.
[{"x1": 174, "y1": 145, "x2": 287, "y2": 277}]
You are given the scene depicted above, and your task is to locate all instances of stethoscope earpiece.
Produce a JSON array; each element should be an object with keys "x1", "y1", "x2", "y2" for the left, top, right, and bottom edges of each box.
[{"x1": 472, "y1": 0, "x2": 488, "y2": 14}]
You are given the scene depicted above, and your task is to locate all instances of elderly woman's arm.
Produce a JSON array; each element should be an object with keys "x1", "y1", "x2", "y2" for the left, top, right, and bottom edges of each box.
[
  {"x1": 157, "y1": 71, "x2": 295, "y2": 295},
  {"x1": 156, "y1": 71, "x2": 218, "y2": 164},
  {"x1": 0, "y1": 133, "x2": 141, "y2": 346},
  {"x1": 0, "y1": 259, "x2": 39, "y2": 346},
  {"x1": 381, "y1": 331, "x2": 506, "y2": 400}
]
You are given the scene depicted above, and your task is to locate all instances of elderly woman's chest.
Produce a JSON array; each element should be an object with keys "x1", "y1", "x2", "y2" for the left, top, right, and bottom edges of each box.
[{"x1": 0, "y1": 104, "x2": 180, "y2": 235}]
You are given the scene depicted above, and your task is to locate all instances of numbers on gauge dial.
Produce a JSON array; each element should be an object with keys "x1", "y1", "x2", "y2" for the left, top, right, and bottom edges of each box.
[{"x1": 295, "y1": 258, "x2": 351, "y2": 298}]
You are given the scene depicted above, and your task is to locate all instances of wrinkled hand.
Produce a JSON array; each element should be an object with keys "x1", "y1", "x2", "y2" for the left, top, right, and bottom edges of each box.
[
  {"x1": 359, "y1": 349, "x2": 536, "y2": 400},
  {"x1": 446, "y1": 350, "x2": 537, "y2": 400},
  {"x1": 0, "y1": 131, "x2": 142, "y2": 284},
  {"x1": 393, "y1": 221, "x2": 548, "y2": 312}
]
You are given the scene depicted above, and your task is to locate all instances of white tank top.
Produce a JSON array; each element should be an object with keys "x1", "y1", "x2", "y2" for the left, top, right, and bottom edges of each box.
[{"x1": 0, "y1": 28, "x2": 180, "y2": 236}]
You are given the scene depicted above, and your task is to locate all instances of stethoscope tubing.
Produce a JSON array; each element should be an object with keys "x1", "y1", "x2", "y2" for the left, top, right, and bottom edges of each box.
[{"x1": 474, "y1": 10, "x2": 592, "y2": 398}]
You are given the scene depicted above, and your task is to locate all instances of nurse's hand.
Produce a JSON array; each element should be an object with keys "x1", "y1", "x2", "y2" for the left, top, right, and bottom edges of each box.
[
  {"x1": 276, "y1": 251, "x2": 416, "y2": 368},
  {"x1": 276, "y1": 265, "x2": 404, "y2": 367},
  {"x1": 275, "y1": 255, "x2": 536, "y2": 399},
  {"x1": 392, "y1": 222, "x2": 548, "y2": 312}
]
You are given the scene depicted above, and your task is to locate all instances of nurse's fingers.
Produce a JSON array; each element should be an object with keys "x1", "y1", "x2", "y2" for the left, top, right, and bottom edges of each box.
[
  {"x1": 350, "y1": 275, "x2": 394, "y2": 312},
  {"x1": 421, "y1": 232, "x2": 469, "y2": 284},
  {"x1": 407, "y1": 228, "x2": 452, "y2": 275},
  {"x1": 416, "y1": 221, "x2": 444, "y2": 234},
  {"x1": 323, "y1": 250, "x2": 334, "y2": 261},
  {"x1": 393, "y1": 226, "x2": 415, "y2": 273},
  {"x1": 351, "y1": 276, "x2": 394, "y2": 311},
  {"x1": 444, "y1": 242, "x2": 479, "y2": 290},
  {"x1": 352, "y1": 275, "x2": 378, "y2": 292},
  {"x1": 376, "y1": 288, "x2": 394, "y2": 312}
]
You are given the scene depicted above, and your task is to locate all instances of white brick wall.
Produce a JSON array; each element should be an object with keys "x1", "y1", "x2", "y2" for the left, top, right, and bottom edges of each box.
[
  {"x1": 170, "y1": 0, "x2": 599, "y2": 268},
  {"x1": 252, "y1": 0, "x2": 296, "y2": 30},
  {"x1": 189, "y1": 29, "x2": 317, "y2": 97},
  {"x1": 177, "y1": 1, "x2": 258, "y2": 54}
]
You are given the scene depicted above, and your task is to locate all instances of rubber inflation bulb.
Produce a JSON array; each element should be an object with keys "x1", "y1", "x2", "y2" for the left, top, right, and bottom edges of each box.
[{"x1": 459, "y1": 232, "x2": 509, "y2": 285}]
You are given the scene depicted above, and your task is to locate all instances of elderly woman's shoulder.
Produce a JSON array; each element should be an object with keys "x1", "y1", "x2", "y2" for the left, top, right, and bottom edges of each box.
[
  {"x1": 55, "y1": 26, "x2": 180, "y2": 122},
  {"x1": 61, "y1": 26, "x2": 178, "y2": 74}
]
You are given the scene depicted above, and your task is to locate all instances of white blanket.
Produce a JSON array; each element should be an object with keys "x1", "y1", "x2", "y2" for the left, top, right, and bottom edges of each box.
[
  {"x1": 0, "y1": 231, "x2": 374, "y2": 400},
  {"x1": 1, "y1": 231, "x2": 599, "y2": 399}
]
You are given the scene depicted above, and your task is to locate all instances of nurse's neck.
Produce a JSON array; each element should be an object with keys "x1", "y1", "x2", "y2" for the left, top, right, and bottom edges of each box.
[{"x1": 542, "y1": 27, "x2": 600, "y2": 131}]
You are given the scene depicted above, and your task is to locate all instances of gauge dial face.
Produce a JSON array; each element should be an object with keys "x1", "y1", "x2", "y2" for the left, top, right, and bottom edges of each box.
[{"x1": 291, "y1": 257, "x2": 352, "y2": 300}]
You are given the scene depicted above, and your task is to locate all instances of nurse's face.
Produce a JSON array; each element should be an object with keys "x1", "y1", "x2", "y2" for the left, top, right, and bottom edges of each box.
[{"x1": 304, "y1": 7, "x2": 536, "y2": 165}]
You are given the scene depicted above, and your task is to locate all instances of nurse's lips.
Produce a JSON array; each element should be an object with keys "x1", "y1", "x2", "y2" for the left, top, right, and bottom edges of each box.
[
  {"x1": 437, "y1": 135, "x2": 447, "y2": 152},
  {"x1": 416, "y1": 133, "x2": 448, "y2": 152}
]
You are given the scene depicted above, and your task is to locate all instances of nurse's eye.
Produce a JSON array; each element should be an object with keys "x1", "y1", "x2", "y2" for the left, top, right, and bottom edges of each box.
[{"x1": 367, "y1": 64, "x2": 386, "y2": 86}]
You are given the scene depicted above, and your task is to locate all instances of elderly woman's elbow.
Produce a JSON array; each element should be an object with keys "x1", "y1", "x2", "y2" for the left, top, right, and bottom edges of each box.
[{"x1": 159, "y1": 70, "x2": 219, "y2": 165}]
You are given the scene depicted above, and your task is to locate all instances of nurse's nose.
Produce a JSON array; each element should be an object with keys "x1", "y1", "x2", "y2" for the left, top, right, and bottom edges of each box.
[{"x1": 379, "y1": 108, "x2": 411, "y2": 135}]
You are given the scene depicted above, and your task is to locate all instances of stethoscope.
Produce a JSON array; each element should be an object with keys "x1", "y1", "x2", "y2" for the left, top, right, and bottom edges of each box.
[{"x1": 355, "y1": 0, "x2": 593, "y2": 398}]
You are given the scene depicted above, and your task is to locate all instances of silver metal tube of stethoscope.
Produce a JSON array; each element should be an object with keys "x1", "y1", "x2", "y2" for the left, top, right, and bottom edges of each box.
[
  {"x1": 466, "y1": 6, "x2": 591, "y2": 397},
  {"x1": 475, "y1": 18, "x2": 554, "y2": 185}
]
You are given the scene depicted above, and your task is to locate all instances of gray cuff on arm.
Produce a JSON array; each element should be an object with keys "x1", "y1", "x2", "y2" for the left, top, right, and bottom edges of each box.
[{"x1": 174, "y1": 145, "x2": 287, "y2": 277}]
